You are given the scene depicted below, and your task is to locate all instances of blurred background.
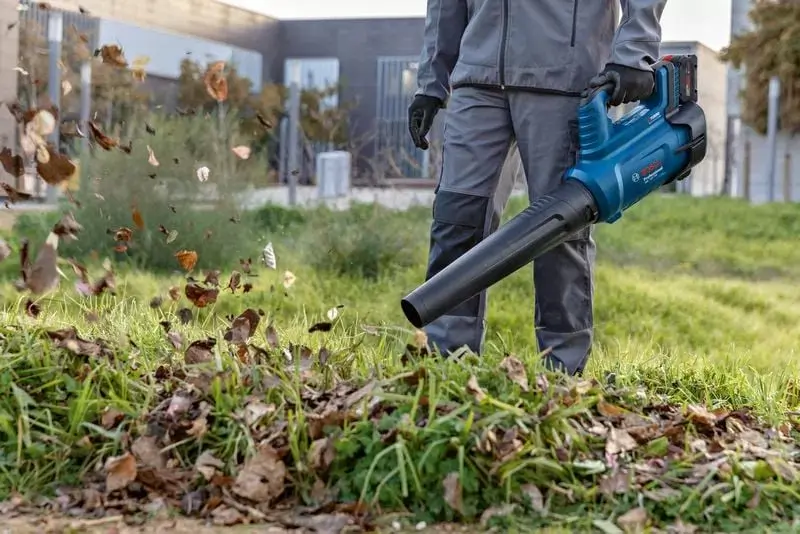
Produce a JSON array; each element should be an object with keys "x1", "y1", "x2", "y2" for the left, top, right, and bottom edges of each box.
[{"x1": 0, "y1": 0, "x2": 795, "y2": 208}]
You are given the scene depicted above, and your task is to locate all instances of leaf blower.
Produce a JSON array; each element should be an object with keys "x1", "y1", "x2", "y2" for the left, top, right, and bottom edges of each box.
[{"x1": 401, "y1": 54, "x2": 707, "y2": 329}]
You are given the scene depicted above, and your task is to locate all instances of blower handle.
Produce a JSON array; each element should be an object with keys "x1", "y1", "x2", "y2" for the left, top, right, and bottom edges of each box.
[{"x1": 577, "y1": 81, "x2": 617, "y2": 152}]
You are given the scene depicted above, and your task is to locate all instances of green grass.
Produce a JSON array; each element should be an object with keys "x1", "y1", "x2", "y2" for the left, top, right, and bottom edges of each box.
[{"x1": 3, "y1": 192, "x2": 800, "y2": 532}]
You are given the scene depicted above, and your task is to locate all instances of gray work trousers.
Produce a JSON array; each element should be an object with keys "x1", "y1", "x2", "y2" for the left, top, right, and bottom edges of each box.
[{"x1": 424, "y1": 86, "x2": 596, "y2": 375}]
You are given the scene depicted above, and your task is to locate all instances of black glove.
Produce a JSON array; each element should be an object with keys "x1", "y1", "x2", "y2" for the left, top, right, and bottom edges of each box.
[
  {"x1": 408, "y1": 94, "x2": 443, "y2": 150},
  {"x1": 587, "y1": 63, "x2": 655, "y2": 107}
]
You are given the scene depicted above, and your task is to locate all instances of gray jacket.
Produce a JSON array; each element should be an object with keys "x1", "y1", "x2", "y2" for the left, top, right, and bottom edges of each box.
[{"x1": 416, "y1": 0, "x2": 668, "y2": 102}]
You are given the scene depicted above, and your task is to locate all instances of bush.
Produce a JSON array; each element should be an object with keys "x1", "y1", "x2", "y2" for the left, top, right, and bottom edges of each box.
[
  {"x1": 46, "y1": 111, "x2": 270, "y2": 272},
  {"x1": 249, "y1": 203, "x2": 308, "y2": 234},
  {"x1": 298, "y1": 202, "x2": 429, "y2": 280}
]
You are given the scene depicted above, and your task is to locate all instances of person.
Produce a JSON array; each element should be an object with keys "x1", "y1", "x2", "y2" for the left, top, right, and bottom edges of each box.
[{"x1": 408, "y1": 0, "x2": 668, "y2": 376}]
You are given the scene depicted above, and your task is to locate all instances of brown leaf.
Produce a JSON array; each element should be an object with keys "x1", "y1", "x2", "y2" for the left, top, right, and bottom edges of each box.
[
  {"x1": 185, "y1": 282, "x2": 218, "y2": 308},
  {"x1": 104, "y1": 452, "x2": 137, "y2": 493},
  {"x1": 442, "y1": 472, "x2": 463, "y2": 515},
  {"x1": 617, "y1": 506, "x2": 648, "y2": 532},
  {"x1": 132, "y1": 207, "x2": 144, "y2": 230},
  {"x1": 686, "y1": 404, "x2": 718, "y2": 426},
  {"x1": 231, "y1": 145, "x2": 251, "y2": 159},
  {"x1": 175, "y1": 249, "x2": 198, "y2": 271},
  {"x1": 499, "y1": 355, "x2": 529, "y2": 392},
  {"x1": 1, "y1": 182, "x2": 32, "y2": 202},
  {"x1": 177, "y1": 307, "x2": 193, "y2": 324},
  {"x1": 111, "y1": 226, "x2": 133, "y2": 243},
  {"x1": 0, "y1": 147, "x2": 25, "y2": 177},
  {"x1": 224, "y1": 308, "x2": 260, "y2": 344},
  {"x1": 598, "y1": 399, "x2": 627, "y2": 418},
  {"x1": 168, "y1": 286, "x2": 181, "y2": 301},
  {"x1": 195, "y1": 450, "x2": 224, "y2": 481},
  {"x1": 467, "y1": 375, "x2": 486, "y2": 402},
  {"x1": 231, "y1": 443, "x2": 286, "y2": 503},
  {"x1": 25, "y1": 232, "x2": 59, "y2": 295},
  {"x1": 88, "y1": 121, "x2": 117, "y2": 150},
  {"x1": 606, "y1": 427, "x2": 639, "y2": 455},
  {"x1": 52, "y1": 212, "x2": 83, "y2": 240},
  {"x1": 167, "y1": 330, "x2": 183, "y2": 349},
  {"x1": 98, "y1": 44, "x2": 128, "y2": 67},
  {"x1": 185, "y1": 338, "x2": 216, "y2": 364},
  {"x1": 131, "y1": 435, "x2": 167, "y2": 469},
  {"x1": 36, "y1": 146, "x2": 75, "y2": 186},
  {"x1": 146, "y1": 144, "x2": 159, "y2": 166},
  {"x1": 521, "y1": 483, "x2": 545, "y2": 512},
  {"x1": 256, "y1": 112, "x2": 273, "y2": 129},
  {"x1": 227, "y1": 270, "x2": 241, "y2": 293},
  {"x1": 266, "y1": 324, "x2": 279, "y2": 349},
  {"x1": 100, "y1": 407, "x2": 125, "y2": 429},
  {"x1": 203, "y1": 60, "x2": 228, "y2": 102},
  {"x1": 307, "y1": 438, "x2": 336, "y2": 472},
  {"x1": 203, "y1": 269, "x2": 221, "y2": 287},
  {"x1": 308, "y1": 321, "x2": 332, "y2": 333},
  {"x1": 46, "y1": 327, "x2": 111, "y2": 358}
]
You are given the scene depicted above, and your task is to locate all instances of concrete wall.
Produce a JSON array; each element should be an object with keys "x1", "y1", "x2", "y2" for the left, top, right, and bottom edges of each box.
[
  {"x1": 735, "y1": 126, "x2": 800, "y2": 204},
  {"x1": 0, "y1": 0, "x2": 20, "y2": 182},
  {"x1": 279, "y1": 18, "x2": 426, "y2": 151}
]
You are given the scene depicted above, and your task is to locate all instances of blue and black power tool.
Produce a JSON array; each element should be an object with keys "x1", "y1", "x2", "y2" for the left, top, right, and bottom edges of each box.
[{"x1": 401, "y1": 54, "x2": 707, "y2": 329}]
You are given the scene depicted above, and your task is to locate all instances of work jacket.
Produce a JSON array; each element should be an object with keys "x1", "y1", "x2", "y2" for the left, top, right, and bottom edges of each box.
[{"x1": 416, "y1": 0, "x2": 668, "y2": 102}]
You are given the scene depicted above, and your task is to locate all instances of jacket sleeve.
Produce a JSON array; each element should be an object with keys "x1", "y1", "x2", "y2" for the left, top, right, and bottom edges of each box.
[
  {"x1": 415, "y1": 0, "x2": 468, "y2": 102},
  {"x1": 610, "y1": 0, "x2": 668, "y2": 71}
]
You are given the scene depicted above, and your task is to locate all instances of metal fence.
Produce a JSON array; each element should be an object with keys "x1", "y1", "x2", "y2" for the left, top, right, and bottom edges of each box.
[
  {"x1": 375, "y1": 56, "x2": 429, "y2": 179},
  {"x1": 19, "y1": 3, "x2": 99, "y2": 47}
]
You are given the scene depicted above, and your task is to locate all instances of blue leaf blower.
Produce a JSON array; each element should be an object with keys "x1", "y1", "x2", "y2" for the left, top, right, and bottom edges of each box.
[{"x1": 401, "y1": 54, "x2": 707, "y2": 329}]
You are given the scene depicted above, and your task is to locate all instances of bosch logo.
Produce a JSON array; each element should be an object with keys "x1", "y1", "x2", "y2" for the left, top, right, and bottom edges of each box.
[{"x1": 639, "y1": 160, "x2": 662, "y2": 177}]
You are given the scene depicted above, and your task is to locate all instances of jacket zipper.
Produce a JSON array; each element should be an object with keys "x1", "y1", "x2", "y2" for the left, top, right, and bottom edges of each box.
[
  {"x1": 499, "y1": 0, "x2": 509, "y2": 88},
  {"x1": 570, "y1": 0, "x2": 579, "y2": 46}
]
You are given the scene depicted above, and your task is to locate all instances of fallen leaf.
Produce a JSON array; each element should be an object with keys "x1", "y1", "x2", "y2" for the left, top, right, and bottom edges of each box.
[
  {"x1": 231, "y1": 443, "x2": 286, "y2": 504},
  {"x1": 1, "y1": 182, "x2": 32, "y2": 201},
  {"x1": 195, "y1": 450, "x2": 224, "y2": 481},
  {"x1": 617, "y1": 506, "x2": 648, "y2": 532},
  {"x1": 467, "y1": 375, "x2": 486, "y2": 402},
  {"x1": 283, "y1": 270, "x2": 295, "y2": 288},
  {"x1": 185, "y1": 338, "x2": 216, "y2": 364},
  {"x1": 499, "y1": 355, "x2": 529, "y2": 392},
  {"x1": 308, "y1": 321, "x2": 332, "y2": 333},
  {"x1": 521, "y1": 483, "x2": 545, "y2": 512},
  {"x1": 175, "y1": 249, "x2": 198, "y2": 271},
  {"x1": 265, "y1": 324, "x2": 279, "y2": 348},
  {"x1": 0, "y1": 239, "x2": 11, "y2": 262},
  {"x1": 686, "y1": 404, "x2": 717, "y2": 426},
  {"x1": 52, "y1": 212, "x2": 83, "y2": 240},
  {"x1": 224, "y1": 308, "x2": 260, "y2": 344},
  {"x1": 0, "y1": 148, "x2": 25, "y2": 178},
  {"x1": 23, "y1": 232, "x2": 60, "y2": 295},
  {"x1": 131, "y1": 435, "x2": 166, "y2": 469},
  {"x1": 61, "y1": 79, "x2": 72, "y2": 95},
  {"x1": 88, "y1": 121, "x2": 117, "y2": 150},
  {"x1": 231, "y1": 145, "x2": 251, "y2": 159},
  {"x1": 36, "y1": 146, "x2": 75, "y2": 186},
  {"x1": 606, "y1": 427, "x2": 638, "y2": 455},
  {"x1": 442, "y1": 472, "x2": 463, "y2": 515},
  {"x1": 326, "y1": 305, "x2": 343, "y2": 321},
  {"x1": 104, "y1": 452, "x2": 137, "y2": 493}
]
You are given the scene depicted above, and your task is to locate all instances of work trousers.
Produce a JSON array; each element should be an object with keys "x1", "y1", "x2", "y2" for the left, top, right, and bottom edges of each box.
[{"x1": 424, "y1": 86, "x2": 596, "y2": 375}]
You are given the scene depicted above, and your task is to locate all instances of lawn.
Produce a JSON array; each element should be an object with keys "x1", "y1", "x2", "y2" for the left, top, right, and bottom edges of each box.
[{"x1": 2, "y1": 192, "x2": 800, "y2": 533}]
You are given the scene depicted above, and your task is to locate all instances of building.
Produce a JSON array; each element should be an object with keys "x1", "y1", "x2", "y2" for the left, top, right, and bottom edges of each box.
[{"x1": 0, "y1": 1, "x2": 729, "y2": 194}]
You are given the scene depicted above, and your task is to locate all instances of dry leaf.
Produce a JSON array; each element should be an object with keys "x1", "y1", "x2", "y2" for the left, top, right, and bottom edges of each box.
[
  {"x1": 196, "y1": 166, "x2": 210, "y2": 182},
  {"x1": 185, "y1": 338, "x2": 216, "y2": 364},
  {"x1": 231, "y1": 145, "x2": 251, "y2": 159},
  {"x1": 131, "y1": 207, "x2": 144, "y2": 230},
  {"x1": 104, "y1": 452, "x2": 137, "y2": 493},
  {"x1": 99, "y1": 44, "x2": 128, "y2": 67},
  {"x1": 262, "y1": 242, "x2": 276, "y2": 269},
  {"x1": 231, "y1": 443, "x2": 286, "y2": 504},
  {"x1": 61, "y1": 80, "x2": 72, "y2": 96},
  {"x1": 283, "y1": 270, "x2": 296, "y2": 289},
  {"x1": 598, "y1": 399, "x2": 627, "y2": 417},
  {"x1": 467, "y1": 375, "x2": 486, "y2": 402},
  {"x1": 195, "y1": 450, "x2": 224, "y2": 481},
  {"x1": 0, "y1": 148, "x2": 25, "y2": 177},
  {"x1": 442, "y1": 472, "x2": 463, "y2": 515},
  {"x1": 606, "y1": 427, "x2": 638, "y2": 455},
  {"x1": 499, "y1": 355, "x2": 529, "y2": 392},
  {"x1": 146, "y1": 144, "x2": 159, "y2": 166},
  {"x1": 617, "y1": 506, "x2": 648, "y2": 532},
  {"x1": 36, "y1": 146, "x2": 75, "y2": 185},
  {"x1": 203, "y1": 60, "x2": 228, "y2": 102},
  {"x1": 131, "y1": 435, "x2": 166, "y2": 469},
  {"x1": 23, "y1": 232, "x2": 60, "y2": 295},
  {"x1": 175, "y1": 250, "x2": 198, "y2": 271},
  {"x1": 0, "y1": 239, "x2": 11, "y2": 262}
]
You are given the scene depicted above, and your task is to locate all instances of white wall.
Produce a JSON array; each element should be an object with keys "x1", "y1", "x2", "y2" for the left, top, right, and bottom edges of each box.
[{"x1": 734, "y1": 125, "x2": 800, "y2": 204}]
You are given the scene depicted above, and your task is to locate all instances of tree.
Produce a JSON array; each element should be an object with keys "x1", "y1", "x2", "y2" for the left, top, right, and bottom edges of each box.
[{"x1": 719, "y1": 0, "x2": 800, "y2": 135}]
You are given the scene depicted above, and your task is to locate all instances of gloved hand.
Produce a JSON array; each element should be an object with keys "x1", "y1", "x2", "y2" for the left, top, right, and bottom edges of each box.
[
  {"x1": 408, "y1": 94, "x2": 443, "y2": 150},
  {"x1": 587, "y1": 63, "x2": 655, "y2": 107}
]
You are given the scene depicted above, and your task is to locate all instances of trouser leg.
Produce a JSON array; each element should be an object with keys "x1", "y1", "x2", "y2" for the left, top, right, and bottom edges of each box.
[
  {"x1": 423, "y1": 87, "x2": 516, "y2": 356},
  {"x1": 508, "y1": 91, "x2": 597, "y2": 375}
]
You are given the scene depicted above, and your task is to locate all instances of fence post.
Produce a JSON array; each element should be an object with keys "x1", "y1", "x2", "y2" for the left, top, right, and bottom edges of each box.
[
  {"x1": 784, "y1": 150, "x2": 792, "y2": 202},
  {"x1": 766, "y1": 76, "x2": 780, "y2": 202},
  {"x1": 46, "y1": 10, "x2": 63, "y2": 204},
  {"x1": 79, "y1": 60, "x2": 91, "y2": 191},
  {"x1": 286, "y1": 83, "x2": 300, "y2": 206},
  {"x1": 743, "y1": 138, "x2": 751, "y2": 202}
]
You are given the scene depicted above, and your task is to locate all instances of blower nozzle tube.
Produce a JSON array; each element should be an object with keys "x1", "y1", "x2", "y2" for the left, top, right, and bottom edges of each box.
[{"x1": 401, "y1": 180, "x2": 599, "y2": 328}]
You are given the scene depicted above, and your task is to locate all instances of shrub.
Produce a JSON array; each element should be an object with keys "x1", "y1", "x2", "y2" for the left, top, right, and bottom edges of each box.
[
  {"x1": 298, "y1": 202, "x2": 429, "y2": 280},
  {"x1": 249, "y1": 203, "x2": 308, "y2": 234}
]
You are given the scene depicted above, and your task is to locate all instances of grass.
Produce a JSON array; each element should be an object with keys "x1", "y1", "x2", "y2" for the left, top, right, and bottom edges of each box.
[{"x1": 3, "y1": 192, "x2": 800, "y2": 532}]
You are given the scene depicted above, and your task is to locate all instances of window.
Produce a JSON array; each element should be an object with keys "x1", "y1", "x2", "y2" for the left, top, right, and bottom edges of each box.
[{"x1": 284, "y1": 58, "x2": 340, "y2": 108}]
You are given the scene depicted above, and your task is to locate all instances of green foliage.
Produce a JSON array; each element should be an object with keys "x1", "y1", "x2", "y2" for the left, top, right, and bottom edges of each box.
[
  {"x1": 720, "y1": 0, "x2": 800, "y2": 134},
  {"x1": 249, "y1": 202, "x2": 308, "y2": 234},
  {"x1": 297, "y1": 203, "x2": 428, "y2": 281}
]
